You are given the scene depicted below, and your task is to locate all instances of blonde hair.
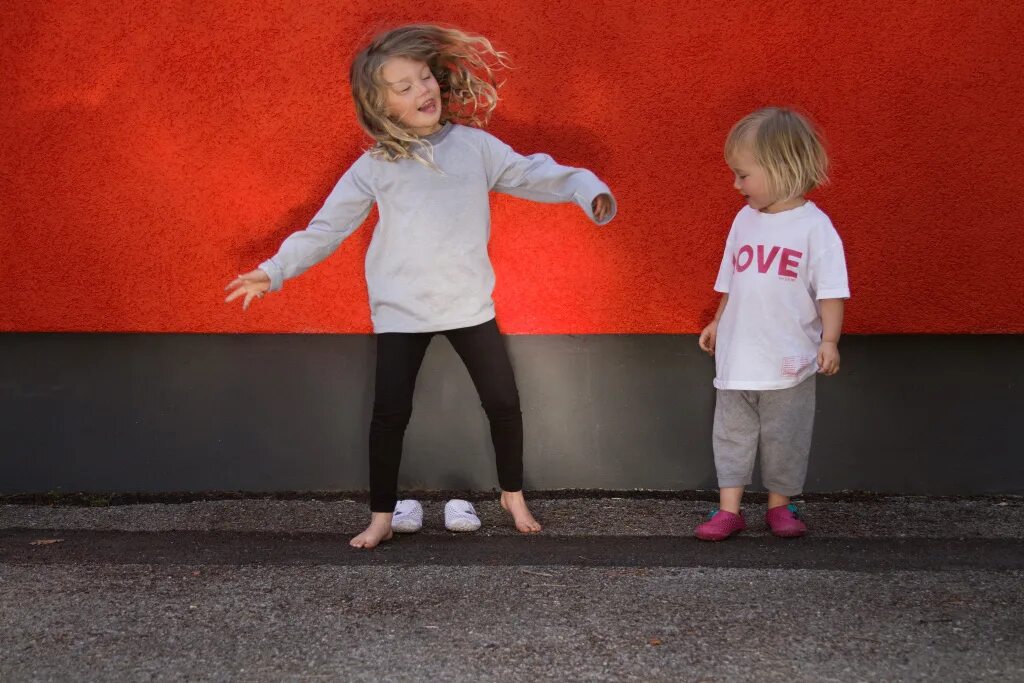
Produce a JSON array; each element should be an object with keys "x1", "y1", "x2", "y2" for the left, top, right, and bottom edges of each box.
[
  {"x1": 725, "y1": 107, "x2": 829, "y2": 201},
  {"x1": 349, "y1": 24, "x2": 510, "y2": 167}
]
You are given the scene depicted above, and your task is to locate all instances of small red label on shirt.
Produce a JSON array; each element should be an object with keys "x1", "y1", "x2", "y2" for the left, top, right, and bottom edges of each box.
[{"x1": 782, "y1": 355, "x2": 815, "y2": 376}]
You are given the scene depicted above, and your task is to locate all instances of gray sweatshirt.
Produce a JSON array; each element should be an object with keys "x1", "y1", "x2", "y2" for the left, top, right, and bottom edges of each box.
[{"x1": 259, "y1": 123, "x2": 617, "y2": 333}]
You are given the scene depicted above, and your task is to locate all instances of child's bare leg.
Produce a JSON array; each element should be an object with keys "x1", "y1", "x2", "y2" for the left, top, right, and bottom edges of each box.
[
  {"x1": 719, "y1": 486, "x2": 744, "y2": 514},
  {"x1": 767, "y1": 491, "x2": 791, "y2": 509},
  {"x1": 500, "y1": 490, "x2": 542, "y2": 533},
  {"x1": 350, "y1": 512, "x2": 394, "y2": 549}
]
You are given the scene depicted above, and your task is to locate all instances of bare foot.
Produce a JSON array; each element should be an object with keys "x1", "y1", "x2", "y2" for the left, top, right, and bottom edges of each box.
[
  {"x1": 500, "y1": 491, "x2": 542, "y2": 533},
  {"x1": 350, "y1": 512, "x2": 394, "y2": 549}
]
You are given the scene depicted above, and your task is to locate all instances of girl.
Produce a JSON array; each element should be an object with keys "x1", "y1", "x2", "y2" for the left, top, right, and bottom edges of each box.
[
  {"x1": 695, "y1": 107, "x2": 848, "y2": 541},
  {"x1": 224, "y1": 24, "x2": 616, "y2": 549}
]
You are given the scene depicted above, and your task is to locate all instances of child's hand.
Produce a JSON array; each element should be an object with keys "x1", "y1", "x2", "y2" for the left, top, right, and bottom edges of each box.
[
  {"x1": 592, "y1": 194, "x2": 613, "y2": 222},
  {"x1": 224, "y1": 269, "x2": 271, "y2": 311},
  {"x1": 698, "y1": 321, "x2": 718, "y2": 355},
  {"x1": 817, "y1": 341, "x2": 840, "y2": 375}
]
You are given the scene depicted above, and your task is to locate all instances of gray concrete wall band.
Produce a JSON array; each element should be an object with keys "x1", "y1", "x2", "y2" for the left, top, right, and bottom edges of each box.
[{"x1": 0, "y1": 334, "x2": 1020, "y2": 495}]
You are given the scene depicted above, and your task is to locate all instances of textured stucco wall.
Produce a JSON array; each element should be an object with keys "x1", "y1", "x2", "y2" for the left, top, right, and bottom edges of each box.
[{"x1": 2, "y1": 1, "x2": 1022, "y2": 334}]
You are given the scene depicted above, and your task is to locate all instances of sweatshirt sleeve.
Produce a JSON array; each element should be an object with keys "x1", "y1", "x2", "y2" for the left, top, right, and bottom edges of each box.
[
  {"x1": 258, "y1": 154, "x2": 376, "y2": 292},
  {"x1": 481, "y1": 133, "x2": 617, "y2": 225}
]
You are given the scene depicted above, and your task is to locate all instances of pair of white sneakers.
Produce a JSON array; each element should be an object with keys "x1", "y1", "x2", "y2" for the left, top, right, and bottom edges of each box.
[{"x1": 392, "y1": 499, "x2": 481, "y2": 533}]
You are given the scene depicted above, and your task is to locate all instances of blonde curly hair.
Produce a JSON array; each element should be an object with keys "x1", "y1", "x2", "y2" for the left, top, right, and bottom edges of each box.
[{"x1": 350, "y1": 24, "x2": 510, "y2": 167}]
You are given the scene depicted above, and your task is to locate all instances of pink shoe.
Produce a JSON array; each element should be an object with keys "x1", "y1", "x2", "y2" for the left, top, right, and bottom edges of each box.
[
  {"x1": 765, "y1": 504, "x2": 807, "y2": 538},
  {"x1": 694, "y1": 509, "x2": 746, "y2": 541}
]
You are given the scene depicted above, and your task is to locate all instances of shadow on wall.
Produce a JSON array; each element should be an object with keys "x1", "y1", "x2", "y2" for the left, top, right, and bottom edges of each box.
[
  {"x1": 484, "y1": 119, "x2": 609, "y2": 180},
  {"x1": 231, "y1": 146, "x2": 369, "y2": 265}
]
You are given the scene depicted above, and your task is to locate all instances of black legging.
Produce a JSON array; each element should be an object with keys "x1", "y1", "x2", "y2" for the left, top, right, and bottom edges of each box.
[{"x1": 368, "y1": 318, "x2": 523, "y2": 512}]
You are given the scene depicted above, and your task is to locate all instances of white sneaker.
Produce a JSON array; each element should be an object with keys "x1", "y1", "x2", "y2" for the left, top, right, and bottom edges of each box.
[
  {"x1": 391, "y1": 499, "x2": 423, "y2": 533},
  {"x1": 444, "y1": 499, "x2": 481, "y2": 532}
]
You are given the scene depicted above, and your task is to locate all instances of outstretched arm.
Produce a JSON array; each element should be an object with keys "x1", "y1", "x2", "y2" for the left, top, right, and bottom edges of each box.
[
  {"x1": 224, "y1": 156, "x2": 376, "y2": 309},
  {"x1": 259, "y1": 158, "x2": 376, "y2": 292},
  {"x1": 483, "y1": 134, "x2": 617, "y2": 225}
]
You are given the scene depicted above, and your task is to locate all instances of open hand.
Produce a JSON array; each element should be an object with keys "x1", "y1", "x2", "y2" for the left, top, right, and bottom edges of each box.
[
  {"x1": 698, "y1": 321, "x2": 718, "y2": 355},
  {"x1": 592, "y1": 194, "x2": 613, "y2": 222},
  {"x1": 817, "y1": 341, "x2": 840, "y2": 375},
  {"x1": 224, "y1": 269, "x2": 271, "y2": 310}
]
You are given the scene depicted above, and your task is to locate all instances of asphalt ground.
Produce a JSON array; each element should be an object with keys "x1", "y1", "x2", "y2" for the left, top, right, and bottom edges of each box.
[{"x1": 2, "y1": 495, "x2": 1022, "y2": 681}]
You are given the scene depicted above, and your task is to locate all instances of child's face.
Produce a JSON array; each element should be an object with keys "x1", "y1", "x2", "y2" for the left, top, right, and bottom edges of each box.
[
  {"x1": 381, "y1": 57, "x2": 442, "y2": 137},
  {"x1": 728, "y1": 145, "x2": 777, "y2": 212}
]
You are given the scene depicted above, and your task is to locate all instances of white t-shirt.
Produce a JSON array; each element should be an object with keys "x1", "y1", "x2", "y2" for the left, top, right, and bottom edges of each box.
[{"x1": 713, "y1": 201, "x2": 850, "y2": 390}]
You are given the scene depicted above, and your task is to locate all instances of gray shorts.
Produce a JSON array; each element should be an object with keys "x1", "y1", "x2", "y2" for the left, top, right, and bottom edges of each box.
[{"x1": 712, "y1": 375, "x2": 816, "y2": 496}]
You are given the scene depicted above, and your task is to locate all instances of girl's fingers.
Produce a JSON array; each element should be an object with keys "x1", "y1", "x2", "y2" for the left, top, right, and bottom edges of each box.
[
  {"x1": 226, "y1": 273, "x2": 261, "y2": 290},
  {"x1": 226, "y1": 284, "x2": 266, "y2": 306},
  {"x1": 230, "y1": 271, "x2": 270, "y2": 287}
]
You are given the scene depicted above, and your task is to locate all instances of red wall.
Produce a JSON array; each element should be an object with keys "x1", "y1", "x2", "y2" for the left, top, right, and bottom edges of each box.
[{"x1": 2, "y1": 1, "x2": 1022, "y2": 334}]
